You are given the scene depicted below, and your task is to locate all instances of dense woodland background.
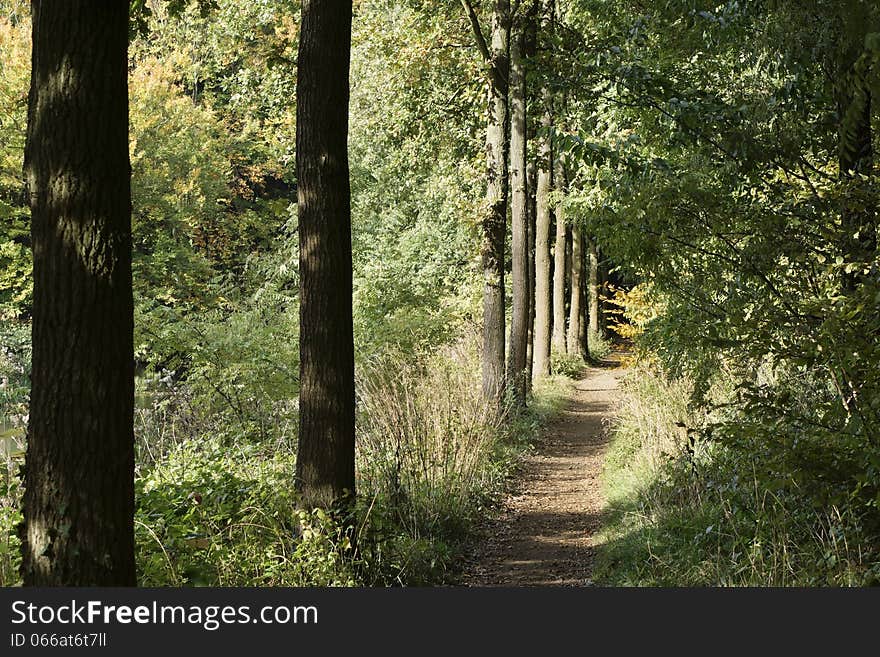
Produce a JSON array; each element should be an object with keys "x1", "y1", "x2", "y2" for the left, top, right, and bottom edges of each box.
[{"x1": 1, "y1": 0, "x2": 880, "y2": 586}]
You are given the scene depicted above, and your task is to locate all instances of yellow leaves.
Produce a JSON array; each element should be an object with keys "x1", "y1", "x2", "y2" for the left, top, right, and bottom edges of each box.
[{"x1": 605, "y1": 283, "x2": 665, "y2": 339}]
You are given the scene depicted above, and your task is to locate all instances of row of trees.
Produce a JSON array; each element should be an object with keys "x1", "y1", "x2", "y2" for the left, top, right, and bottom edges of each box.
[
  {"x1": 21, "y1": 0, "x2": 878, "y2": 585},
  {"x1": 15, "y1": 0, "x2": 610, "y2": 585},
  {"x1": 468, "y1": 0, "x2": 608, "y2": 410}
]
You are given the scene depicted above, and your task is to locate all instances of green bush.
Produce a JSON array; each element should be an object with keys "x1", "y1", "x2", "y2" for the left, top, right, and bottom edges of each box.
[
  {"x1": 596, "y1": 361, "x2": 880, "y2": 586},
  {"x1": 135, "y1": 437, "x2": 360, "y2": 586},
  {"x1": 587, "y1": 329, "x2": 613, "y2": 362},
  {"x1": 550, "y1": 352, "x2": 585, "y2": 378}
]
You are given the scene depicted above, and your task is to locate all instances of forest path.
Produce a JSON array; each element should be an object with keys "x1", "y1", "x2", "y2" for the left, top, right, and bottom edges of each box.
[{"x1": 461, "y1": 353, "x2": 626, "y2": 586}]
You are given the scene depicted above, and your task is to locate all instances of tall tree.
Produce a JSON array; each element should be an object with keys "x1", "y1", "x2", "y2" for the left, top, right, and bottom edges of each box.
[
  {"x1": 577, "y1": 238, "x2": 588, "y2": 357},
  {"x1": 551, "y1": 154, "x2": 567, "y2": 354},
  {"x1": 507, "y1": 12, "x2": 529, "y2": 407},
  {"x1": 533, "y1": 103, "x2": 553, "y2": 377},
  {"x1": 567, "y1": 222, "x2": 583, "y2": 356},
  {"x1": 462, "y1": 0, "x2": 510, "y2": 404},
  {"x1": 295, "y1": 0, "x2": 356, "y2": 508},
  {"x1": 531, "y1": 0, "x2": 553, "y2": 380},
  {"x1": 588, "y1": 237, "x2": 600, "y2": 336},
  {"x1": 20, "y1": 0, "x2": 135, "y2": 585},
  {"x1": 526, "y1": 158, "x2": 537, "y2": 393}
]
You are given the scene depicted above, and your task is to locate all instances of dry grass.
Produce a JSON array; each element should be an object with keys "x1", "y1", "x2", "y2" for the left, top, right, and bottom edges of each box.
[{"x1": 356, "y1": 333, "x2": 504, "y2": 534}]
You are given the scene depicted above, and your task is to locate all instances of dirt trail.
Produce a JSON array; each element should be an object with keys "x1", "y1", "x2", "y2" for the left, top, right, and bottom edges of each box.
[{"x1": 461, "y1": 354, "x2": 625, "y2": 586}]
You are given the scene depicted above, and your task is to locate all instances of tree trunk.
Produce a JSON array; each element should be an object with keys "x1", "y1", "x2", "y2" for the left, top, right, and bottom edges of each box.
[
  {"x1": 480, "y1": 0, "x2": 510, "y2": 405},
  {"x1": 577, "y1": 239, "x2": 588, "y2": 358},
  {"x1": 525, "y1": 158, "x2": 537, "y2": 393},
  {"x1": 507, "y1": 19, "x2": 528, "y2": 408},
  {"x1": 551, "y1": 157, "x2": 567, "y2": 354},
  {"x1": 21, "y1": 0, "x2": 135, "y2": 586},
  {"x1": 588, "y1": 237, "x2": 600, "y2": 336},
  {"x1": 533, "y1": 98, "x2": 552, "y2": 378},
  {"x1": 567, "y1": 223, "x2": 583, "y2": 356},
  {"x1": 295, "y1": 0, "x2": 356, "y2": 509}
]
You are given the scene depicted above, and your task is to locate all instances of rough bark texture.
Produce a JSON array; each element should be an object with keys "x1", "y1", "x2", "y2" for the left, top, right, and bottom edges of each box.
[
  {"x1": 551, "y1": 157, "x2": 567, "y2": 354},
  {"x1": 588, "y1": 237, "x2": 600, "y2": 336},
  {"x1": 507, "y1": 21, "x2": 528, "y2": 408},
  {"x1": 480, "y1": 0, "x2": 510, "y2": 404},
  {"x1": 567, "y1": 224, "x2": 583, "y2": 356},
  {"x1": 21, "y1": 0, "x2": 135, "y2": 586},
  {"x1": 295, "y1": 0, "x2": 356, "y2": 508}
]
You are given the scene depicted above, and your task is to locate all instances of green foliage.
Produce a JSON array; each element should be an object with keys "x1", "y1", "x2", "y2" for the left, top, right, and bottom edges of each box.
[
  {"x1": 0, "y1": 17, "x2": 30, "y2": 319},
  {"x1": 0, "y1": 320, "x2": 25, "y2": 586},
  {"x1": 550, "y1": 352, "x2": 585, "y2": 377},
  {"x1": 0, "y1": 475, "x2": 22, "y2": 586},
  {"x1": 587, "y1": 329, "x2": 613, "y2": 362},
  {"x1": 130, "y1": 329, "x2": 566, "y2": 587},
  {"x1": 596, "y1": 363, "x2": 880, "y2": 586},
  {"x1": 136, "y1": 437, "x2": 359, "y2": 586},
  {"x1": 136, "y1": 291, "x2": 299, "y2": 447},
  {"x1": 349, "y1": 2, "x2": 484, "y2": 358},
  {"x1": 0, "y1": 320, "x2": 29, "y2": 421},
  {"x1": 562, "y1": 0, "x2": 880, "y2": 582}
]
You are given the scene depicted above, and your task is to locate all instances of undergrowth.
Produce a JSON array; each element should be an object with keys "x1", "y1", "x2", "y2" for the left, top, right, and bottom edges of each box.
[
  {"x1": 0, "y1": 325, "x2": 571, "y2": 587},
  {"x1": 132, "y1": 333, "x2": 569, "y2": 587},
  {"x1": 595, "y1": 359, "x2": 880, "y2": 586}
]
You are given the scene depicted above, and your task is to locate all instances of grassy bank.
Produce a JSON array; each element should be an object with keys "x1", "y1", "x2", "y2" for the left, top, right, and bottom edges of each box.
[
  {"x1": 1, "y1": 332, "x2": 572, "y2": 587},
  {"x1": 594, "y1": 361, "x2": 880, "y2": 586},
  {"x1": 132, "y1": 336, "x2": 571, "y2": 586}
]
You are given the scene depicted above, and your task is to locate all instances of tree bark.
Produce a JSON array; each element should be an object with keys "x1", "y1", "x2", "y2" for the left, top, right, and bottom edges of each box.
[
  {"x1": 551, "y1": 156, "x2": 567, "y2": 354},
  {"x1": 525, "y1": 158, "x2": 537, "y2": 393},
  {"x1": 577, "y1": 238, "x2": 588, "y2": 358},
  {"x1": 588, "y1": 237, "x2": 600, "y2": 336},
  {"x1": 567, "y1": 223, "x2": 583, "y2": 356},
  {"x1": 295, "y1": 0, "x2": 356, "y2": 509},
  {"x1": 480, "y1": 0, "x2": 510, "y2": 405},
  {"x1": 21, "y1": 0, "x2": 135, "y2": 586},
  {"x1": 507, "y1": 18, "x2": 528, "y2": 408},
  {"x1": 533, "y1": 101, "x2": 552, "y2": 378}
]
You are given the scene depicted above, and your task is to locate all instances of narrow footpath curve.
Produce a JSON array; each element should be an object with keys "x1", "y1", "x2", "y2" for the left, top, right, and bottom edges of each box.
[{"x1": 461, "y1": 354, "x2": 625, "y2": 586}]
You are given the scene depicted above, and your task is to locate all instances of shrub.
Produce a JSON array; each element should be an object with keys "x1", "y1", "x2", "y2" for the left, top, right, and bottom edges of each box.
[
  {"x1": 550, "y1": 352, "x2": 585, "y2": 378},
  {"x1": 596, "y1": 361, "x2": 880, "y2": 586},
  {"x1": 587, "y1": 329, "x2": 613, "y2": 362}
]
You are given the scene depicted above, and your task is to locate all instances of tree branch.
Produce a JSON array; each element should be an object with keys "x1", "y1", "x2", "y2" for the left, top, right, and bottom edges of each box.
[{"x1": 460, "y1": 0, "x2": 493, "y2": 64}]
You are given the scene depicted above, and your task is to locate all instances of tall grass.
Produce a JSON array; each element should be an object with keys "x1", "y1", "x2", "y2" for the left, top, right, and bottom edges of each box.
[
  {"x1": 595, "y1": 360, "x2": 880, "y2": 586},
  {"x1": 357, "y1": 335, "x2": 504, "y2": 539},
  {"x1": 133, "y1": 329, "x2": 568, "y2": 586}
]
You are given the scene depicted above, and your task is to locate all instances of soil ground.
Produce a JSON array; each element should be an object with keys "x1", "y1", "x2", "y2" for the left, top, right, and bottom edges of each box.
[{"x1": 461, "y1": 354, "x2": 625, "y2": 586}]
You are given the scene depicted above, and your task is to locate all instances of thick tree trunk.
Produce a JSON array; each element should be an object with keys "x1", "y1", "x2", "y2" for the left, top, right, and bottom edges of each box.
[
  {"x1": 507, "y1": 20, "x2": 528, "y2": 408},
  {"x1": 21, "y1": 0, "x2": 135, "y2": 586},
  {"x1": 588, "y1": 237, "x2": 600, "y2": 336},
  {"x1": 567, "y1": 223, "x2": 583, "y2": 356},
  {"x1": 551, "y1": 157, "x2": 567, "y2": 354},
  {"x1": 295, "y1": 0, "x2": 356, "y2": 509},
  {"x1": 480, "y1": 0, "x2": 510, "y2": 405}
]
